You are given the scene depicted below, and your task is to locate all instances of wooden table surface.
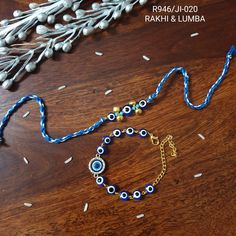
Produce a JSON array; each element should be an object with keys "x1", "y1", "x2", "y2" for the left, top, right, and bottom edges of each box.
[{"x1": 0, "y1": 0, "x2": 235, "y2": 235}]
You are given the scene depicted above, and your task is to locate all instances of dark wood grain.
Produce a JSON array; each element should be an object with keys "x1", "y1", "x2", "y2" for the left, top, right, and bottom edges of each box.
[{"x1": 0, "y1": 0, "x2": 235, "y2": 235}]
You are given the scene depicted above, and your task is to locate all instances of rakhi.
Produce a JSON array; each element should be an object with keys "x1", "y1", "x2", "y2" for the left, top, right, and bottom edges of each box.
[
  {"x1": 0, "y1": 0, "x2": 147, "y2": 90},
  {"x1": 0, "y1": 46, "x2": 235, "y2": 145},
  {"x1": 88, "y1": 127, "x2": 177, "y2": 201}
]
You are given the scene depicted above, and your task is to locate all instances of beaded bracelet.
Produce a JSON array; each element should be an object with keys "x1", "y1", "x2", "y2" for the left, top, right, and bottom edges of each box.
[{"x1": 88, "y1": 127, "x2": 177, "y2": 201}]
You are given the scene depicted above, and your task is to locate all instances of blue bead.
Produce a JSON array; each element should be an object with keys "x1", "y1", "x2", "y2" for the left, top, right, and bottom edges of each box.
[
  {"x1": 113, "y1": 129, "x2": 122, "y2": 138},
  {"x1": 133, "y1": 190, "x2": 142, "y2": 200},
  {"x1": 96, "y1": 176, "x2": 106, "y2": 186},
  {"x1": 119, "y1": 191, "x2": 129, "y2": 201},
  {"x1": 107, "y1": 112, "x2": 116, "y2": 121},
  {"x1": 145, "y1": 184, "x2": 155, "y2": 194},
  {"x1": 139, "y1": 129, "x2": 148, "y2": 138},
  {"x1": 107, "y1": 185, "x2": 117, "y2": 195},
  {"x1": 126, "y1": 127, "x2": 135, "y2": 136},
  {"x1": 138, "y1": 100, "x2": 147, "y2": 110},
  {"x1": 122, "y1": 105, "x2": 132, "y2": 116},
  {"x1": 103, "y1": 136, "x2": 112, "y2": 145},
  {"x1": 97, "y1": 146, "x2": 106, "y2": 155}
]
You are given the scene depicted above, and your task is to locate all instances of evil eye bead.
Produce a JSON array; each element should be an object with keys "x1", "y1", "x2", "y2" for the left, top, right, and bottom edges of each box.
[
  {"x1": 139, "y1": 129, "x2": 148, "y2": 138},
  {"x1": 126, "y1": 127, "x2": 135, "y2": 136},
  {"x1": 103, "y1": 136, "x2": 112, "y2": 145},
  {"x1": 107, "y1": 112, "x2": 116, "y2": 121},
  {"x1": 107, "y1": 185, "x2": 117, "y2": 195},
  {"x1": 133, "y1": 190, "x2": 142, "y2": 200},
  {"x1": 89, "y1": 158, "x2": 106, "y2": 175},
  {"x1": 122, "y1": 105, "x2": 132, "y2": 116},
  {"x1": 139, "y1": 100, "x2": 147, "y2": 109},
  {"x1": 113, "y1": 129, "x2": 122, "y2": 138},
  {"x1": 97, "y1": 146, "x2": 106, "y2": 155},
  {"x1": 145, "y1": 184, "x2": 155, "y2": 194},
  {"x1": 119, "y1": 191, "x2": 129, "y2": 201},
  {"x1": 96, "y1": 176, "x2": 106, "y2": 186}
]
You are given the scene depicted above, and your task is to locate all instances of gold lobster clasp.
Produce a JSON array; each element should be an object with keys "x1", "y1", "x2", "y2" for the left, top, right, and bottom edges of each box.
[{"x1": 150, "y1": 134, "x2": 159, "y2": 145}]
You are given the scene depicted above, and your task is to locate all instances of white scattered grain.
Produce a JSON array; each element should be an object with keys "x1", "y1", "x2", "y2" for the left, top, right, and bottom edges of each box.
[
  {"x1": 22, "y1": 111, "x2": 30, "y2": 118},
  {"x1": 136, "y1": 213, "x2": 145, "y2": 219},
  {"x1": 194, "y1": 173, "x2": 203, "y2": 178},
  {"x1": 23, "y1": 157, "x2": 29, "y2": 165},
  {"x1": 24, "y1": 202, "x2": 32, "y2": 207},
  {"x1": 198, "y1": 133, "x2": 205, "y2": 140},
  {"x1": 142, "y1": 55, "x2": 150, "y2": 61},
  {"x1": 190, "y1": 32, "x2": 199, "y2": 38},
  {"x1": 83, "y1": 203, "x2": 89, "y2": 212},
  {"x1": 105, "y1": 89, "x2": 113, "y2": 96},
  {"x1": 95, "y1": 51, "x2": 103, "y2": 56},
  {"x1": 57, "y1": 85, "x2": 67, "y2": 91},
  {"x1": 64, "y1": 156, "x2": 73, "y2": 164}
]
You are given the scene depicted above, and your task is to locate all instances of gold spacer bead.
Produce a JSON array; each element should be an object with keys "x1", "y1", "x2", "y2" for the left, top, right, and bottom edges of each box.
[
  {"x1": 135, "y1": 108, "x2": 143, "y2": 115},
  {"x1": 116, "y1": 116, "x2": 124, "y2": 122},
  {"x1": 129, "y1": 101, "x2": 136, "y2": 106},
  {"x1": 113, "y1": 106, "x2": 120, "y2": 112}
]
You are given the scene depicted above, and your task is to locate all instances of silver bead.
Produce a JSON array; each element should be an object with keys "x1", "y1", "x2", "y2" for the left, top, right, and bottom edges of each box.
[
  {"x1": 72, "y1": 2, "x2": 80, "y2": 11},
  {"x1": 0, "y1": 47, "x2": 10, "y2": 55},
  {"x1": 0, "y1": 39, "x2": 6, "y2": 47},
  {"x1": 44, "y1": 48, "x2": 54, "y2": 58},
  {"x1": 99, "y1": 20, "x2": 109, "y2": 30},
  {"x1": 29, "y1": 3, "x2": 39, "y2": 9},
  {"x1": 63, "y1": 14, "x2": 73, "y2": 22},
  {"x1": 113, "y1": 11, "x2": 121, "y2": 20},
  {"x1": 82, "y1": 26, "x2": 94, "y2": 36},
  {"x1": 54, "y1": 42, "x2": 63, "y2": 51},
  {"x1": 75, "y1": 10, "x2": 85, "y2": 19},
  {"x1": 0, "y1": 19, "x2": 9, "y2": 27},
  {"x1": 37, "y1": 13, "x2": 47, "y2": 23},
  {"x1": 54, "y1": 23, "x2": 63, "y2": 30},
  {"x1": 125, "y1": 4, "x2": 133, "y2": 13},
  {"x1": 5, "y1": 35, "x2": 15, "y2": 45},
  {"x1": 36, "y1": 25, "x2": 49, "y2": 35},
  {"x1": 2, "y1": 79, "x2": 13, "y2": 90},
  {"x1": 63, "y1": 0, "x2": 73, "y2": 8},
  {"x1": 139, "y1": 0, "x2": 147, "y2": 5},
  {"x1": 92, "y1": 3, "x2": 100, "y2": 10},
  {"x1": 13, "y1": 10, "x2": 23, "y2": 18},
  {"x1": 18, "y1": 32, "x2": 27, "y2": 40},
  {"x1": 47, "y1": 15, "x2": 55, "y2": 24},
  {"x1": 0, "y1": 72, "x2": 8, "y2": 82},
  {"x1": 62, "y1": 42, "x2": 72, "y2": 53},
  {"x1": 25, "y1": 62, "x2": 37, "y2": 72}
]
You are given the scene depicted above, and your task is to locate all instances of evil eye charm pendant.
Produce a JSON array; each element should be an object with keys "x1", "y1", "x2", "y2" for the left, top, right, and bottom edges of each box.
[{"x1": 89, "y1": 157, "x2": 106, "y2": 175}]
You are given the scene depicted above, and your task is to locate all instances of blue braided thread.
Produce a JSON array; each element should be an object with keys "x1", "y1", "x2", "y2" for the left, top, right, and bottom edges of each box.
[
  {"x1": 0, "y1": 46, "x2": 235, "y2": 144},
  {"x1": 0, "y1": 95, "x2": 106, "y2": 144},
  {"x1": 147, "y1": 45, "x2": 236, "y2": 109}
]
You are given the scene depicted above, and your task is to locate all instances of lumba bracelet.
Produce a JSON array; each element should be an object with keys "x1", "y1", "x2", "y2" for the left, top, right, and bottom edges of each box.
[
  {"x1": 0, "y1": 45, "x2": 235, "y2": 144},
  {"x1": 88, "y1": 127, "x2": 177, "y2": 201}
]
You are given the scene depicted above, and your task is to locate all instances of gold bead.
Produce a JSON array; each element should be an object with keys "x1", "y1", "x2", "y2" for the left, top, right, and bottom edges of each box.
[
  {"x1": 117, "y1": 116, "x2": 124, "y2": 122},
  {"x1": 113, "y1": 106, "x2": 120, "y2": 112},
  {"x1": 135, "y1": 108, "x2": 143, "y2": 115},
  {"x1": 129, "y1": 101, "x2": 136, "y2": 106}
]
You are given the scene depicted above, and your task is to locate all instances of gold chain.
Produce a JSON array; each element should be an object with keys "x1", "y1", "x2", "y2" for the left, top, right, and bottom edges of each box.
[{"x1": 142, "y1": 134, "x2": 177, "y2": 196}]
